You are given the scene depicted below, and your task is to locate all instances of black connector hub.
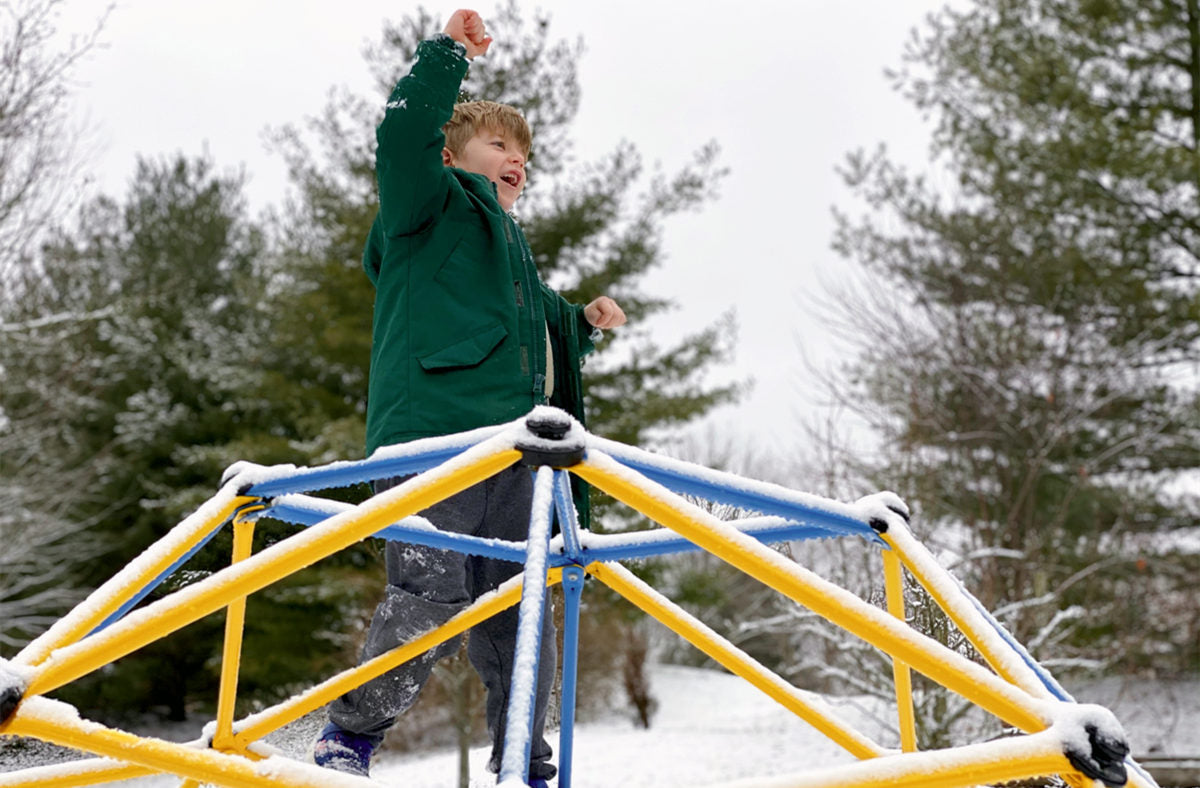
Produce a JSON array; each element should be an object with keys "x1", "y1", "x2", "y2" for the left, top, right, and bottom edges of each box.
[
  {"x1": 1065, "y1": 723, "x2": 1130, "y2": 787},
  {"x1": 518, "y1": 410, "x2": 585, "y2": 468}
]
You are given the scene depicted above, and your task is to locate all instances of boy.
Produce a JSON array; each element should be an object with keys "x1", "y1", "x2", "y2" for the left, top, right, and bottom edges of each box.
[{"x1": 313, "y1": 9, "x2": 625, "y2": 786}]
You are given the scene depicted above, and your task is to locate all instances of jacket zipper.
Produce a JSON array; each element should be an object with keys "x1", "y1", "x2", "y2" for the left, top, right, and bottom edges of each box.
[{"x1": 508, "y1": 215, "x2": 546, "y2": 403}]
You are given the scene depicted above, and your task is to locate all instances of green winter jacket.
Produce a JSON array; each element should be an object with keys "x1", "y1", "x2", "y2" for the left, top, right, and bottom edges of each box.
[{"x1": 363, "y1": 35, "x2": 595, "y2": 461}]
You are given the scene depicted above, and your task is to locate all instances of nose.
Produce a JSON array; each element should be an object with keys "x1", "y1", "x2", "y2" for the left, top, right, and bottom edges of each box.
[{"x1": 510, "y1": 151, "x2": 525, "y2": 168}]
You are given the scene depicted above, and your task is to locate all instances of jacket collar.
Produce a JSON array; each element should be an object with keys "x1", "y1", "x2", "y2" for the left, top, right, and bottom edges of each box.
[{"x1": 449, "y1": 167, "x2": 508, "y2": 218}]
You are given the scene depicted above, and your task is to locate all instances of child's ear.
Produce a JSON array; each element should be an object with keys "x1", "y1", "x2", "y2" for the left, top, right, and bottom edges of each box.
[{"x1": 441, "y1": 147, "x2": 455, "y2": 166}]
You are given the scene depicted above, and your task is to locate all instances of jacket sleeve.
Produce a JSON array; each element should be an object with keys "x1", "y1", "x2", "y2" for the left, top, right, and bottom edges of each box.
[
  {"x1": 540, "y1": 281, "x2": 596, "y2": 360},
  {"x1": 363, "y1": 214, "x2": 383, "y2": 285},
  {"x1": 375, "y1": 36, "x2": 470, "y2": 238}
]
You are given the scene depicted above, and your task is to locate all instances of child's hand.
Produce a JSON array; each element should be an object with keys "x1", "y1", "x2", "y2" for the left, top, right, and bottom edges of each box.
[
  {"x1": 584, "y1": 297, "x2": 627, "y2": 330},
  {"x1": 443, "y1": 9, "x2": 492, "y2": 58}
]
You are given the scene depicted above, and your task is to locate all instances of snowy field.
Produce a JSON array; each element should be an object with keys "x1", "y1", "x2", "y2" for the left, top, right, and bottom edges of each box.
[{"x1": 2, "y1": 664, "x2": 1196, "y2": 786}]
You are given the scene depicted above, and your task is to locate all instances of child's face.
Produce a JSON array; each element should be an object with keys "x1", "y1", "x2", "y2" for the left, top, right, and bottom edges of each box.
[{"x1": 443, "y1": 129, "x2": 527, "y2": 211}]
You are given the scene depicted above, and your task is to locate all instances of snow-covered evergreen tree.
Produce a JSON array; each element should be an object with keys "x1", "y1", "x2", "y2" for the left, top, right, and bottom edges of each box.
[
  {"x1": 827, "y1": 0, "x2": 1200, "y2": 676},
  {"x1": 0, "y1": 0, "x2": 109, "y2": 653}
]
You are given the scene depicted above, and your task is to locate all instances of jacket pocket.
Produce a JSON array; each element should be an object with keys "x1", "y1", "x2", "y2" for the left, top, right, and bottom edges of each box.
[{"x1": 417, "y1": 322, "x2": 508, "y2": 371}]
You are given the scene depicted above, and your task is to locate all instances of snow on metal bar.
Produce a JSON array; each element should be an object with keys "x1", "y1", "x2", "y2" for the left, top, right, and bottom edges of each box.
[
  {"x1": 234, "y1": 424, "x2": 508, "y2": 498},
  {"x1": 571, "y1": 519, "x2": 849, "y2": 564},
  {"x1": 712, "y1": 724, "x2": 1076, "y2": 788},
  {"x1": 883, "y1": 523, "x2": 1071, "y2": 703},
  {"x1": 264, "y1": 495, "x2": 854, "y2": 570},
  {"x1": 260, "y1": 495, "x2": 529, "y2": 563},
  {"x1": 0, "y1": 756, "x2": 155, "y2": 786},
  {"x1": 5, "y1": 696, "x2": 377, "y2": 788},
  {"x1": 960, "y1": 581, "x2": 1075, "y2": 702},
  {"x1": 498, "y1": 467, "x2": 556, "y2": 786},
  {"x1": 14, "y1": 487, "x2": 248, "y2": 668},
  {"x1": 588, "y1": 435, "x2": 883, "y2": 543},
  {"x1": 552, "y1": 468, "x2": 584, "y2": 562},
  {"x1": 88, "y1": 520, "x2": 226, "y2": 636}
]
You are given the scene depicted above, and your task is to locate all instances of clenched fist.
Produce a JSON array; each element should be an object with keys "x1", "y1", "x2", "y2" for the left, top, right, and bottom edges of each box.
[
  {"x1": 443, "y1": 9, "x2": 492, "y2": 58},
  {"x1": 584, "y1": 297, "x2": 626, "y2": 330}
]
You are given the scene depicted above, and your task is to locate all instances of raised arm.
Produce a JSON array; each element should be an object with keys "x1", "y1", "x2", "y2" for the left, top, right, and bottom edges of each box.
[{"x1": 374, "y1": 11, "x2": 490, "y2": 237}]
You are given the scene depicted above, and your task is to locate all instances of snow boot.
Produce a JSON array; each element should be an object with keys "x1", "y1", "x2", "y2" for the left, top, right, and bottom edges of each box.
[
  {"x1": 312, "y1": 721, "x2": 380, "y2": 777},
  {"x1": 527, "y1": 779, "x2": 550, "y2": 788}
]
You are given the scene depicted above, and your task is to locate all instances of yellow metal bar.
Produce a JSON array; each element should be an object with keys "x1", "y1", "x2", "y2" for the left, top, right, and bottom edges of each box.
[
  {"x1": 26, "y1": 448, "x2": 521, "y2": 698},
  {"x1": 763, "y1": 754, "x2": 1075, "y2": 788},
  {"x1": 15, "y1": 495, "x2": 252, "y2": 668},
  {"x1": 178, "y1": 780, "x2": 202, "y2": 788},
  {"x1": 880, "y1": 528, "x2": 1052, "y2": 698},
  {"x1": 3, "y1": 697, "x2": 370, "y2": 788},
  {"x1": 230, "y1": 568, "x2": 563, "y2": 748},
  {"x1": 588, "y1": 562, "x2": 888, "y2": 761},
  {"x1": 715, "y1": 729, "x2": 1083, "y2": 788},
  {"x1": 573, "y1": 454, "x2": 1049, "y2": 735},
  {"x1": 0, "y1": 759, "x2": 154, "y2": 787},
  {"x1": 882, "y1": 550, "x2": 918, "y2": 752},
  {"x1": 213, "y1": 516, "x2": 257, "y2": 750}
]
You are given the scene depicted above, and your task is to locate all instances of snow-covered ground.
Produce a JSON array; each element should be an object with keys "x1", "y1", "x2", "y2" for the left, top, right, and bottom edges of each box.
[
  {"x1": 374, "y1": 664, "x2": 876, "y2": 787},
  {"x1": 1071, "y1": 677, "x2": 1200, "y2": 757},
  {"x1": 2, "y1": 664, "x2": 1195, "y2": 787}
]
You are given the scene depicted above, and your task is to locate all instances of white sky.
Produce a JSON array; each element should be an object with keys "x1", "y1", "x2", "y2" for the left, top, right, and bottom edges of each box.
[{"x1": 62, "y1": 0, "x2": 947, "y2": 461}]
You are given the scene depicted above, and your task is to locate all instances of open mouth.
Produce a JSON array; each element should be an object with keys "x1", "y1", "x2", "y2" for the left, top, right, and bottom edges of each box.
[{"x1": 500, "y1": 172, "x2": 521, "y2": 188}]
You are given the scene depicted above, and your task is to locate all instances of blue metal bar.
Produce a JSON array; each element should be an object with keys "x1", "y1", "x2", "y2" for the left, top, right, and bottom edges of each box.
[
  {"x1": 268, "y1": 495, "x2": 849, "y2": 572},
  {"x1": 1125, "y1": 756, "x2": 1159, "y2": 788},
  {"x1": 603, "y1": 453, "x2": 882, "y2": 543},
  {"x1": 542, "y1": 522, "x2": 847, "y2": 568},
  {"x1": 499, "y1": 468, "x2": 556, "y2": 786},
  {"x1": 261, "y1": 500, "x2": 529, "y2": 563},
  {"x1": 962, "y1": 580, "x2": 1074, "y2": 702},
  {"x1": 87, "y1": 521, "x2": 227, "y2": 636},
  {"x1": 243, "y1": 446, "x2": 469, "y2": 498},
  {"x1": 553, "y1": 469, "x2": 584, "y2": 563},
  {"x1": 373, "y1": 523, "x2": 527, "y2": 564},
  {"x1": 557, "y1": 565, "x2": 585, "y2": 788},
  {"x1": 268, "y1": 497, "x2": 866, "y2": 571}
]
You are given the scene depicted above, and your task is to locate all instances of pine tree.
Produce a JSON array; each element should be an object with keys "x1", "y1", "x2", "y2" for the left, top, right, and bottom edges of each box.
[
  {"x1": 829, "y1": 0, "x2": 1200, "y2": 675},
  {"x1": 0, "y1": 0, "x2": 109, "y2": 654},
  {"x1": 6, "y1": 154, "x2": 372, "y2": 720}
]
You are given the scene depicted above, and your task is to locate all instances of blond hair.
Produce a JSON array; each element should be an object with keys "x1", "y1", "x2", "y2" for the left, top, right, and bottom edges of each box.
[{"x1": 443, "y1": 100, "x2": 532, "y2": 158}]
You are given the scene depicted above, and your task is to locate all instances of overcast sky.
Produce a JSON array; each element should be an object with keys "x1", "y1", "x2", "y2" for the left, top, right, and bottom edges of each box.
[{"x1": 63, "y1": 0, "x2": 949, "y2": 463}]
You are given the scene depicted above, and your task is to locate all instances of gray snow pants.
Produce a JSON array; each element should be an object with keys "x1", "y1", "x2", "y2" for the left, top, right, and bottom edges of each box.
[{"x1": 327, "y1": 465, "x2": 557, "y2": 780}]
